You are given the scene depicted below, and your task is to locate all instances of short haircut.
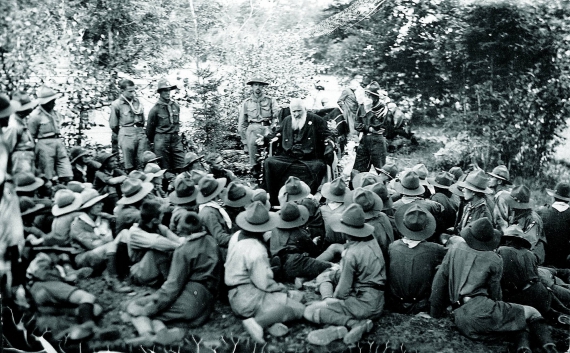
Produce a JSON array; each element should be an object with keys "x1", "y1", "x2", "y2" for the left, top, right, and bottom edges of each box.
[{"x1": 119, "y1": 79, "x2": 135, "y2": 91}]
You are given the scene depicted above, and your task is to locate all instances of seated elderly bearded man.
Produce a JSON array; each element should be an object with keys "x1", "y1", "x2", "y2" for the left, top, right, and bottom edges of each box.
[{"x1": 258, "y1": 98, "x2": 334, "y2": 205}]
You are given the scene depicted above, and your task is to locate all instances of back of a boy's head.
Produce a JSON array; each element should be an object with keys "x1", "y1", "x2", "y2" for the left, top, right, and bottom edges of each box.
[
  {"x1": 178, "y1": 211, "x2": 202, "y2": 233},
  {"x1": 140, "y1": 199, "x2": 162, "y2": 220}
]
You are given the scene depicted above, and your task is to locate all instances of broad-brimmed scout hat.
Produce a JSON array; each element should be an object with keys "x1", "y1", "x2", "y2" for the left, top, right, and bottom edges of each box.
[
  {"x1": 412, "y1": 164, "x2": 429, "y2": 186},
  {"x1": 52, "y1": 189, "x2": 83, "y2": 217},
  {"x1": 36, "y1": 86, "x2": 63, "y2": 105},
  {"x1": 144, "y1": 163, "x2": 166, "y2": 181},
  {"x1": 502, "y1": 224, "x2": 532, "y2": 249},
  {"x1": 395, "y1": 203, "x2": 436, "y2": 241},
  {"x1": 196, "y1": 175, "x2": 226, "y2": 204},
  {"x1": 330, "y1": 204, "x2": 374, "y2": 238},
  {"x1": 142, "y1": 151, "x2": 161, "y2": 164},
  {"x1": 508, "y1": 185, "x2": 532, "y2": 209},
  {"x1": 246, "y1": 78, "x2": 269, "y2": 86},
  {"x1": 352, "y1": 172, "x2": 380, "y2": 189},
  {"x1": 80, "y1": 189, "x2": 108, "y2": 210},
  {"x1": 12, "y1": 91, "x2": 38, "y2": 112},
  {"x1": 156, "y1": 78, "x2": 178, "y2": 92},
  {"x1": 183, "y1": 152, "x2": 204, "y2": 168},
  {"x1": 546, "y1": 182, "x2": 570, "y2": 202},
  {"x1": 352, "y1": 187, "x2": 383, "y2": 220},
  {"x1": 321, "y1": 177, "x2": 352, "y2": 203},
  {"x1": 457, "y1": 170, "x2": 493, "y2": 194},
  {"x1": 169, "y1": 177, "x2": 199, "y2": 205},
  {"x1": 487, "y1": 165, "x2": 511, "y2": 185},
  {"x1": 20, "y1": 196, "x2": 46, "y2": 217},
  {"x1": 277, "y1": 202, "x2": 310, "y2": 229},
  {"x1": 69, "y1": 147, "x2": 91, "y2": 164},
  {"x1": 376, "y1": 163, "x2": 398, "y2": 181},
  {"x1": 278, "y1": 176, "x2": 311, "y2": 203},
  {"x1": 221, "y1": 181, "x2": 253, "y2": 208},
  {"x1": 236, "y1": 201, "x2": 279, "y2": 232},
  {"x1": 427, "y1": 172, "x2": 454, "y2": 190},
  {"x1": 461, "y1": 217, "x2": 501, "y2": 251},
  {"x1": 117, "y1": 178, "x2": 154, "y2": 205},
  {"x1": 365, "y1": 182, "x2": 393, "y2": 211},
  {"x1": 15, "y1": 172, "x2": 45, "y2": 192},
  {"x1": 393, "y1": 170, "x2": 425, "y2": 197},
  {"x1": 0, "y1": 93, "x2": 20, "y2": 119},
  {"x1": 251, "y1": 189, "x2": 271, "y2": 210}
]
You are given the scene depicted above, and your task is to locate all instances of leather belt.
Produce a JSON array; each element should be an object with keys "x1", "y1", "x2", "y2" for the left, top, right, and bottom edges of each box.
[
  {"x1": 37, "y1": 134, "x2": 60, "y2": 139},
  {"x1": 227, "y1": 283, "x2": 245, "y2": 291},
  {"x1": 249, "y1": 119, "x2": 271, "y2": 126}
]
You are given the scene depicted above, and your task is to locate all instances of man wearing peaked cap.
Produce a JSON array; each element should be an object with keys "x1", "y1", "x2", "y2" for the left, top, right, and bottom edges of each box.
[
  {"x1": 269, "y1": 202, "x2": 342, "y2": 283},
  {"x1": 539, "y1": 182, "x2": 570, "y2": 268},
  {"x1": 238, "y1": 77, "x2": 278, "y2": 175},
  {"x1": 27, "y1": 86, "x2": 73, "y2": 181},
  {"x1": 109, "y1": 79, "x2": 149, "y2": 173},
  {"x1": 487, "y1": 165, "x2": 512, "y2": 232},
  {"x1": 4, "y1": 91, "x2": 38, "y2": 175},
  {"x1": 305, "y1": 203, "x2": 385, "y2": 346},
  {"x1": 388, "y1": 203, "x2": 445, "y2": 315},
  {"x1": 430, "y1": 217, "x2": 558, "y2": 353},
  {"x1": 507, "y1": 184, "x2": 547, "y2": 265},
  {"x1": 146, "y1": 78, "x2": 185, "y2": 176},
  {"x1": 225, "y1": 201, "x2": 305, "y2": 344}
]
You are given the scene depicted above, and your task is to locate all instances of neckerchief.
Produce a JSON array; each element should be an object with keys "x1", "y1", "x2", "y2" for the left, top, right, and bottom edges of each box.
[
  {"x1": 328, "y1": 201, "x2": 343, "y2": 211},
  {"x1": 156, "y1": 98, "x2": 175, "y2": 125},
  {"x1": 199, "y1": 201, "x2": 232, "y2": 229},
  {"x1": 38, "y1": 106, "x2": 61, "y2": 133},
  {"x1": 553, "y1": 201, "x2": 570, "y2": 212},
  {"x1": 402, "y1": 238, "x2": 421, "y2": 249},
  {"x1": 121, "y1": 95, "x2": 143, "y2": 115},
  {"x1": 12, "y1": 114, "x2": 34, "y2": 149},
  {"x1": 249, "y1": 94, "x2": 268, "y2": 118}
]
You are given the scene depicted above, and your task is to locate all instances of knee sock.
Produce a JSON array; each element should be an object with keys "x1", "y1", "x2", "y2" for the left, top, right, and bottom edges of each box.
[
  {"x1": 255, "y1": 305, "x2": 297, "y2": 328},
  {"x1": 106, "y1": 253, "x2": 118, "y2": 277},
  {"x1": 76, "y1": 303, "x2": 95, "y2": 324},
  {"x1": 317, "y1": 308, "x2": 351, "y2": 327},
  {"x1": 319, "y1": 282, "x2": 334, "y2": 299}
]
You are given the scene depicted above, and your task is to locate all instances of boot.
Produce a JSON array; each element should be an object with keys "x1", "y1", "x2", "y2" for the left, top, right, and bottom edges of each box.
[
  {"x1": 528, "y1": 318, "x2": 557, "y2": 353},
  {"x1": 104, "y1": 253, "x2": 133, "y2": 293},
  {"x1": 242, "y1": 318, "x2": 265, "y2": 344},
  {"x1": 513, "y1": 330, "x2": 531, "y2": 353},
  {"x1": 343, "y1": 319, "x2": 373, "y2": 345},
  {"x1": 306, "y1": 326, "x2": 347, "y2": 346}
]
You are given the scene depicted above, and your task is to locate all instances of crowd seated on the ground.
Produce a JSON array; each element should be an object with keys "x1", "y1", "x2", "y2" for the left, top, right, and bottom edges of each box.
[{"x1": 2, "y1": 90, "x2": 570, "y2": 353}]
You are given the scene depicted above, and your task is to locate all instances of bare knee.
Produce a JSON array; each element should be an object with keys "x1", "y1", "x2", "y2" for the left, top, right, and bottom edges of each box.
[{"x1": 68, "y1": 290, "x2": 95, "y2": 304}]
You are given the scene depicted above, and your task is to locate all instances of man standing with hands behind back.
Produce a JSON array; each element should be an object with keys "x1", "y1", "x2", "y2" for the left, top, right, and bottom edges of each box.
[
  {"x1": 109, "y1": 79, "x2": 148, "y2": 173},
  {"x1": 238, "y1": 78, "x2": 278, "y2": 178},
  {"x1": 146, "y1": 79, "x2": 185, "y2": 178}
]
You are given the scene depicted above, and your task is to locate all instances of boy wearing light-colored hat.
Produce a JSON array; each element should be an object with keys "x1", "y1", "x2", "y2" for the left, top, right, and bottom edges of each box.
[{"x1": 305, "y1": 204, "x2": 386, "y2": 346}]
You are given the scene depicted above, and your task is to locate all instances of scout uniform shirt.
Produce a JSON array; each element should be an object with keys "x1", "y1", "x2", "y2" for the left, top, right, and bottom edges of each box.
[
  {"x1": 146, "y1": 99, "x2": 180, "y2": 142},
  {"x1": 238, "y1": 95, "x2": 278, "y2": 131},
  {"x1": 109, "y1": 96, "x2": 145, "y2": 133},
  {"x1": 27, "y1": 106, "x2": 63, "y2": 139}
]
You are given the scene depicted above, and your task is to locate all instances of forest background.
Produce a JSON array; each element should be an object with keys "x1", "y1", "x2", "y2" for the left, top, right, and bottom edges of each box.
[{"x1": 2, "y1": 0, "x2": 570, "y2": 188}]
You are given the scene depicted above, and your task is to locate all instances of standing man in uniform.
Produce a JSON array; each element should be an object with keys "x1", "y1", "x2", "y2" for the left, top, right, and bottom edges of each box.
[
  {"x1": 146, "y1": 79, "x2": 185, "y2": 178},
  {"x1": 28, "y1": 86, "x2": 73, "y2": 183},
  {"x1": 109, "y1": 79, "x2": 148, "y2": 173},
  {"x1": 238, "y1": 78, "x2": 278, "y2": 177},
  {"x1": 4, "y1": 91, "x2": 38, "y2": 175}
]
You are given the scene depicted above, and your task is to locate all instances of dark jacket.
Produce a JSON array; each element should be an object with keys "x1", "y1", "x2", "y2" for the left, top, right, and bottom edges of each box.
[
  {"x1": 538, "y1": 203, "x2": 570, "y2": 268},
  {"x1": 272, "y1": 113, "x2": 331, "y2": 161},
  {"x1": 430, "y1": 192, "x2": 458, "y2": 234},
  {"x1": 146, "y1": 99, "x2": 181, "y2": 142}
]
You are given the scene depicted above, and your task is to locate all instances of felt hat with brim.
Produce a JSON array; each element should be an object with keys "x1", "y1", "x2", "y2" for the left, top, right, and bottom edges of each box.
[
  {"x1": 169, "y1": 177, "x2": 199, "y2": 204},
  {"x1": 189, "y1": 170, "x2": 210, "y2": 185},
  {"x1": 412, "y1": 164, "x2": 429, "y2": 185},
  {"x1": 330, "y1": 204, "x2": 374, "y2": 237},
  {"x1": 321, "y1": 177, "x2": 352, "y2": 203},
  {"x1": 20, "y1": 196, "x2": 46, "y2": 216},
  {"x1": 448, "y1": 167, "x2": 464, "y2": 182},
  {"x1": 395, "y1": 203, "x2": 436, "y2": 241},
  {"x1": 184, "y1": 152, "x2": 204, "y2": 168},
  {"x1": 393, "y1": 170, "x2": 425, "y2": 196},
  {"x1": 236, "y1": 201, "x2": 279, "y2": 232},
  {"x1": 156, "y1": 78, "x2": 178, "y2": 92},
  {"x1": 487, "y1": 165, "x2": 511, "y2": 185},
  {"x1": 80, "y1": 189, "x2": 109, "y2": 209},
  {"x1": 353, "y1": 187, "x2": 383, "y2": 220},
  {"x1": 12, "y1": 91, "x2": 38, "y2": 112},
  {"x1": 15, "y1": 172, "x2": 45, "y2": 192},
  {"x1": 246, "y1": 78, "x2": 269, "y2": 86},
  {"x1": 375, "y1": 163, "x2": 398, "y2": 180},
  {"x1": 117, "y1": 178, "x2": 154, "y2": 205},
  {"x1": 365, "y1": 182, "x2": 393, "y2": 211},
  {"x1": 277, "y1": 202, "x2": 309, "y2": 229},
  {"x1": 196, "y1": 175, "x2": 226, "y2": 204},
  {"x1": 221, "y1": 181, "x2": 253, "y2": 208},
  {"x1": 142, "y1": 151, "x2": 161, "y2": 164},
  {"x1": 508, "y1": 185, "x2": 532, "y2": 209},
  {"x1": 0, "y1": 94, "x2": 20, "y2": 119},
  {"x1": 67, "y1": 181, "x2": 92, "y2": 194},
  {"x1": 427, "y1": 172, "x2": 455, "y2": 190},
  {"x1": 52, "y1": 189, "x2": 83, "y2": 216},
  {"x1": 461, "y1": 217, "x2": 501, "y2": 251},
  {"x1": 95, "y1": 152, "x2": 118, "y2": 167},
  {"x1": 502, "y1": 225, "x2": 532, "y2": 249},
  {"x1": 279, "y1": 176, "x2": 311, "y2": 203},
  {"x1": 36, "y1": 86, "x2": 63, "y2": 105},
  {"x1": 144, "y1": 163, "x2": 166, "y2": 180},
  {"x1": 69, "y1": 147, "x2": 90, "y2": 164},
  {"x1": 364, "y1": 81, "x2": 383, "y2": 97},
  {"x1": 128, "y1": 170, "x2": 149, "y2": 182},
  {"x1": 547, "y1": 182, "x2": 570, "y2": 202},
  {"x1": 251, "y1": 189, "x2": 271, "y2": 210},
  {"x1": 457, "y1": 170, "x2": 493, "y2": 194},
  {"x1": 352, "y1": 172, "x2": 380, "y2": 189},
  {"x1": 449, "y1": 183, "x2": 464, "y2": 198}
]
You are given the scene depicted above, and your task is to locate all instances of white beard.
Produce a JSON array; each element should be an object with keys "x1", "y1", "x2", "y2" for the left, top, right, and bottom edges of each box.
[{"x1": 291, "y1": 112, "x2": 307, "y2": 131}]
